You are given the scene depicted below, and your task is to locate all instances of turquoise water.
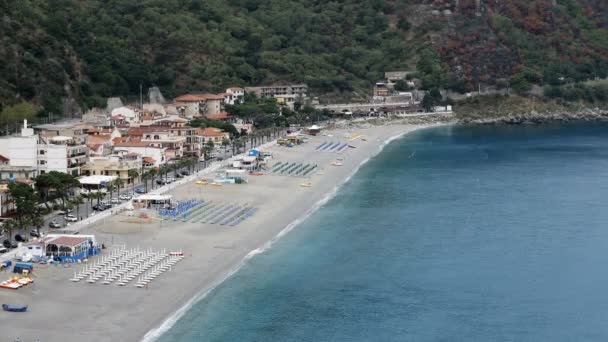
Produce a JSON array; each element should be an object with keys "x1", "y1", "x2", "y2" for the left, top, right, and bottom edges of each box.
[{"x1": 159, "y1": 123, "x2": 608, "y2": 342}]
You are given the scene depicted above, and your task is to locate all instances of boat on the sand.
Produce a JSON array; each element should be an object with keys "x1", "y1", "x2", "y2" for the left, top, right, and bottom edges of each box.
[{"x1": 2, "y1": 304, "x2": 28, "y2": 312}]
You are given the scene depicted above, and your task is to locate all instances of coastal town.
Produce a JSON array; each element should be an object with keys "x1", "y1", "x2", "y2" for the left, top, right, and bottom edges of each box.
[{"x1": 0, "y1": 72, "x2": 451, "y2": 340}]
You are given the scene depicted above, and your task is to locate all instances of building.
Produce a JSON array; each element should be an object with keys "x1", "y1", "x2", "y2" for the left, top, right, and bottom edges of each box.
[
  {"x1": 42, "y1": 234, "x2": 99, "y2": 262},
  {"x1": 87, "y1": 127, "x2": 122, "y2": 157},
  {"x1": 274, "y1": 94, "x2": 299, "y2": 110},
  {"x1": 245, "y1": 84, "x2": 308, "y2": 99},
  {"x1": 0, "y1": 120, "x2": 38, "y2": 180},
  {"x1": 224, "y1": 87, "x2": 245, "y2": 105},
  {"x1": 38, "y1": 136, "x2": 89, "y2": 176},
  {"x1": 126, "y1": 126, "x2": 185, "y2": 160},
  {"x1": 200, "y1": 127, "x2": 230, "y2": 145},
  {"x1": 384, "y1": 71, "x2": 413, "y2": 82},
  {"x1": 113, "y1": 140, "x2": 166, "y2": 167},
  {"x1": 169, "y1": 127, "x2": 202, "y2": 157},
  {"x1": 174, "y1": 94, "x2": 225, "y2": 118},
  {"x1": 35, "y1": 121, "x2": 90, "y2": 146},
  {"x1": 81, "y1": 153, "x2": 142, "y2": 185}
]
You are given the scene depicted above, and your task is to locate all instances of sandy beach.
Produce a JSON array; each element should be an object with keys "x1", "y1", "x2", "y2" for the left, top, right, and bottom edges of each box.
[{"x1": 0, "y1": 121, "x2": 437, "y2": 342}]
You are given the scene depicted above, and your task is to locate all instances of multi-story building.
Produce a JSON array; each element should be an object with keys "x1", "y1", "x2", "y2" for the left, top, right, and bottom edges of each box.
[
  {"x1": 174, "y1": 94, "x2": 225, "y2": 118},
  {"x1": 113, "y1": 140, "x2": 166, "y2": 168},
  {"x1": 38, "y1": 136, "x2": 89, "y2": 176},
  {"x1": 223, "y1": 87, "x2": 245, "y2": 105},
  {"x1": 127, "y1": 126, "x2": 186, "y2": 160},
  {"x1": 200, "y1": 127, "x2": 230, "y2": 145},
  {"x1": 0, "y1": 120, "x2": 88, "y2": 178},
  {"x1": 0, "y1": 120, "x2": 38, "y2": 180},
  {"x1": 81, "y1": 153, "x2": 142, "y2": 185},
  {"x1": 245, "y1": 84, "x2": 308, "y2": 99}
]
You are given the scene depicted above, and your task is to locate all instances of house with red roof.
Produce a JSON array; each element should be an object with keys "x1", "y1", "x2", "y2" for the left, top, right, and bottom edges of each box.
[{"x1": 174, "y1": 93, "x2": 226, "y2": 118}]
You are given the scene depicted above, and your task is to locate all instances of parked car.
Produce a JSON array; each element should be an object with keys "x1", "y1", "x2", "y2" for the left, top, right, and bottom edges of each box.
[
  {"x1": 30, "y1": 230, "x2": 41, "y2": 238},
  {"x1": 167, "y1": 177, "x2": 176, "y2": 183},
  {"x1": 119, "y1": 194, "x2": 132, "y2": 201},
  {"x1": 111, "y1": 198, "x2": 121, "y2": 204},
  {"x1": 49, "y1": 221, "x2": 61, "y2": 228},
  {"x1": 156, "y1": 179, "x2": 166, "y2": 185},
  {"x1": 64, "y1": 214, "x2": 78, "y2": 222},
  {"x1": 3, "y1": 240, "x2": 18, "y2": 249},
  {"x1": 58, "y1": 209, "x2": 73, "y2": 215},
  {"x1": 181, "y1": 170, "x2": 190, "y2": 176},
  {"x1": 0, "y1": 247, "x2": 7, "y2": 254},
  {"x1": 134, "y1": 187, "x2": 146, "y2": 194},
  {"x1": 92, "y1": 204, "x2": 105, "y2": 211}
]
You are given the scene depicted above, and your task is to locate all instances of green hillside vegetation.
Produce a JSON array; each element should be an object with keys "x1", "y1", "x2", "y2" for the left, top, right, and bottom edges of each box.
[{"x1": 0, "y1": 0, "x2": 606, "y2": 119}]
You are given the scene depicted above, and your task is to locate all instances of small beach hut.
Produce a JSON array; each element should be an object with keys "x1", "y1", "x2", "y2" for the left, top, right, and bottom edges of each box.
[{"x1": 306, "y1": 125, "x2": 321, "y2": 135}]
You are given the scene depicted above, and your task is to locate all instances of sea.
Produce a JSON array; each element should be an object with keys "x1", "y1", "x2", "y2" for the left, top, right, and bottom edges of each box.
[{"x1": 158, "y1": 123, "x2": 608, "y2": 342}]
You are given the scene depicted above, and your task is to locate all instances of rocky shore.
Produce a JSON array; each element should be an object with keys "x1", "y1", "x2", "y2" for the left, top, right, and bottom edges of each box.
[{"x1": 460, "y1": 108, "x2": 608, "y2": 125}]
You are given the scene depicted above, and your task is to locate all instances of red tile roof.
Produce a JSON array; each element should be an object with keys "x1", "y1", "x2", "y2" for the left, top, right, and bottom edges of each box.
[
  {"x1": 175, "y1": 94, "x2": 204, "y2": 102},
  {"x1": 205, "y1": 112, "x2": 231, "y2": 120},
  {"x1": 143, "y1": 157, "x2": 156, "y2": 164},
  {"x1": 114, "y1": 141, "x2": 153, "y2": 148},
  {"x1": 202, "y1": 127, "x2": 226, "y2": 137},
  {"x1": 0, "y1": 154, "x2": 9, "y2": 163}
]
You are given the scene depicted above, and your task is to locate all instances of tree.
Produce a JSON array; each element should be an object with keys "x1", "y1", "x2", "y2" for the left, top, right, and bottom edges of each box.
[
  {"x1": 0, "y1": 102, "x2": 37, "y2": 135},
  {"x1": 394, "y1": 80, "x2": 410, "y2": 91},
  {"x1": 35, "y1": 171, "x2": 79, "y2": 210},
  {"x1": 112, "y1": 178, "x2": 125, "y2": 197},
  {"x1": 1, "y1": 219, "x2": 19, "y2": 246},
  {"x1": 128, "y1": 169, "x2": 139, "y2": 185},
  {"x1": 204, "y1": 140, "x2": 215, "y2": 159},
  {"x1": 221, "y1": 137, "x2": 230, "y2": 157},
  {"x1": 70, "y1": 194, "x2": 85, "y2": 221},
  {"x1": 510, "y1": 73, "x2": 532, "y2": 94},
  {"x1": 90, "y1": 191, "x2": 104, "y2": 206},
  {"x1": 8, "y1": 182, "x2": 38, "y2": 229}
]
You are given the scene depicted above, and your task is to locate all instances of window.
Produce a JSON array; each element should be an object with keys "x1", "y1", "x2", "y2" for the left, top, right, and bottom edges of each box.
[
  {"x1": 154, "y1": 135, "x2": 160, "y2": 140},
  {"x1": 39, "y1": 150, "x2": 45, "y2": 155},
  {"x1": 39, "y1": 160, "x2": 46, "y2": 165}
]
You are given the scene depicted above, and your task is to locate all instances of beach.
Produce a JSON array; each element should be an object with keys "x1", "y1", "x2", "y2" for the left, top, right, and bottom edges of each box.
[{"x1": 0, "y1": 121, "x2": 435, "y2": 342}]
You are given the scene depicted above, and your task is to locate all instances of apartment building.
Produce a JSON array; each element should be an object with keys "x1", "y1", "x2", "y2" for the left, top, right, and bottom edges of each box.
[{"x1": 245, "y1": 84, "x2": 308, "y2": 99}]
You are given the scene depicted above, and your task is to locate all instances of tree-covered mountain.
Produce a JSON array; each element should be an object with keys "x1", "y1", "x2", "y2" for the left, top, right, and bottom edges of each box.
[{"x1": 0, "y1": 0, "x2": 606, "y2": 117}]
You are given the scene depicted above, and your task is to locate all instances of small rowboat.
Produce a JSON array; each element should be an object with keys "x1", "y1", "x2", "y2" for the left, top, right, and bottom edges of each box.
[
  {"x1": 331, "y1": 162, "x2": 343, "y2": 166},
  {"x1": 300, "y1": 182, "x2": 312, "y2": 188},
  {"x1": 2, "y1": 304, "x2": 28, "y2": 312},
  {"x1": 211, "y1": 182, "x2": 222, "y2": 186},
  {"x1": 195, "y1": 180, "x2": 208, "y2": 185}
]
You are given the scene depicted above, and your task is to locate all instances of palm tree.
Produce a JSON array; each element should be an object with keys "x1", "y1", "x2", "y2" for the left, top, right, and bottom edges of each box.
[
  {"x1": 221, "y1": 137, "x2": 230, "y2": 158},
  {"x1": 143, "y1": 168, "x2": 157, "y2": 192},
  {"x1": 31, "y1": 208, "x2": 44, "y2": 237},
  {"x1": 70, "y1": 194, "x2": 85, "y2": 221},
  {"x1": 128, "y1": 169, "x2": 139, "y2": 187},
  {"x1": 113, "y1": 178, "x2": 125, "y2": 198},
  {"x1": 90, "y1": 191, "x2": 104, "y2": 206},
  {"x1": 107, "y1": 182, "x2": 116, "y2": 200}
]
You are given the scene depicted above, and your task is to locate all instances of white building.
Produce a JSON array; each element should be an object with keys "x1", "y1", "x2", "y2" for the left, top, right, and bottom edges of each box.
[{"x1": 224, "y1": 87, "x2": 245, "y2": 105}]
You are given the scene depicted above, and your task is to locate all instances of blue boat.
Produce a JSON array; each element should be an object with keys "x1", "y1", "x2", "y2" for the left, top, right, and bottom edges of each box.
[{"x1": 2, "y1": 304, "x2": 28, "y2": 312}]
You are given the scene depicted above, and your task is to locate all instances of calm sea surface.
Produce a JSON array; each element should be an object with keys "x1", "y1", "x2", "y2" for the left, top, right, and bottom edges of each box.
[{"x1": 159, "y1": 123, "x2": 608, "y2": 341}]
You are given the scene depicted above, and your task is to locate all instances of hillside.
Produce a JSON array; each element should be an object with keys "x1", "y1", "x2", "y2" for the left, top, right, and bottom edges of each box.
[{"x1": 0, "y1": 0, "x2": 606, "y2": 117}]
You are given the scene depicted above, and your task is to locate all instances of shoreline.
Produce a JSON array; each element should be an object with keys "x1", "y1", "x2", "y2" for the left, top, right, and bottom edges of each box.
[
  {"x1": 142, "y1": 122, "x2": 440, "y2": 341},
  {"x1": 1, "y1": 122, "x2": 442, "y2": 342}
]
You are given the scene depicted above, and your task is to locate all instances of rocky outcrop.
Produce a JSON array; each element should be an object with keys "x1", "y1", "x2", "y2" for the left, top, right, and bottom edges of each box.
[{"x1": 460, "y1": 108, "x2": 608, "y2": 125}]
